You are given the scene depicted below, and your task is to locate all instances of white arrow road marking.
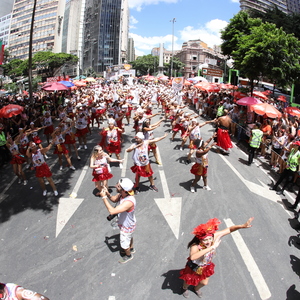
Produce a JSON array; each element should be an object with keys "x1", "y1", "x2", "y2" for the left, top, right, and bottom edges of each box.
[
  {"x1": 220, "y1": 155, "x2": 281, "y2": 202},
  {"x1": 56, "y1": 165, "x2": 89, "y2": 237},
  {"x1": 154, "y1": 170, "x2": 182, "y2": 239},
  {"x1": 224, "y1": 218, "x2": 271, "y2": 300}
]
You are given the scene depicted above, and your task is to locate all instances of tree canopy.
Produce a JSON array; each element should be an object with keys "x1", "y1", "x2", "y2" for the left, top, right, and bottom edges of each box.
[
  {"x1": 221, "y1": 11, "x2": 300, "y2": 93},
  {"x1": 3, "y1": 51, "x2": 78, "y2": 80}
]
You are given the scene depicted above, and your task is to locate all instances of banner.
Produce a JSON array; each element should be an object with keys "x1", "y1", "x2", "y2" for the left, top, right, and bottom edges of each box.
[
  {"x1": 0, "y1": 41, "x2": 4, "y2": 65},
  {"x1": 46, "y1": 75, "x2": 70, "y2": 82},
  {"x1": 172, "y1": 77, "x2": 184, "y2": 92}
]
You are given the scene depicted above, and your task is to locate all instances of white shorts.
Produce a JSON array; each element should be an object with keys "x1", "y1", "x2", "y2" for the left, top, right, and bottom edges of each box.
[{"x1": 120, "y1": 230, "x2": 134, "y2": 249}]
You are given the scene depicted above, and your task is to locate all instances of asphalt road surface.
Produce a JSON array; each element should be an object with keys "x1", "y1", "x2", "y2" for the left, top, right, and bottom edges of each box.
[{"x1": 1, "y1": 108, "x2": 300, "y2": 300}]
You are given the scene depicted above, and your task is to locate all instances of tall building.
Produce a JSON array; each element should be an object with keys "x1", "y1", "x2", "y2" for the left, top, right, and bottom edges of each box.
[
  {"x1": 127, "y1": 37, "x2": 135, "y2": 62},
  {"x1": 286, "y1": 0, "x2": 300, "y2": 13},
  {"x1": 9, "y1": 0, "x2": 66, "y2": 60},
  {"x1": 0, "y1": 13, "x2": 12, "y2": 47},
  {"x1": 151, "y1": 46, "x2": 178, "y2": 64},
  {"x1": 240, "y1": 0, "x2": 288, "y2": 14},
  {"x1": 82, "y1": 0, "x2": 129, "y2": 74}
]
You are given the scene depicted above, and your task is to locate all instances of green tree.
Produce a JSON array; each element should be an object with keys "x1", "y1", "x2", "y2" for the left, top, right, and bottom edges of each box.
[
  {"x1": 3, "y1": 58, "x2": 28, "y2": 79},
  {"x1": 130, "y1": 55, "x2": 159, "y2": 76},
  {"x1": 165, "y1": 57, "x2": 185, "y2": 77},
  {"x1": 221, "y1": 11, "x2": 262, "y2": 57},
  {"x1": 232, "y1": 22, "x2": 300, "y2": 93},
  {"x1": 32, "y1": 51, "x2": 78, "y2": 77}
]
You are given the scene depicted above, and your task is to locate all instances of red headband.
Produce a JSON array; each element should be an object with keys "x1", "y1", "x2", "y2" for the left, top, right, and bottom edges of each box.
[{"x1": 192, "y1": 218, "x2": 221, "y2": 239}]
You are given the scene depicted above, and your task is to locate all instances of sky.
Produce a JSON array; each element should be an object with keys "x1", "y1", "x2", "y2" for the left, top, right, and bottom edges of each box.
[{"x1": 128, "y1": 0, "x2": 241, "y2": 56}]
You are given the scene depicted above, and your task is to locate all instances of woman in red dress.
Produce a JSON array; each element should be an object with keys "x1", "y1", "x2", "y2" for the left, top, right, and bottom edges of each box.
[
  {"x1": 179, "y1": 218, "x2": 254, "y2": 298},
  {"x1": 90, "y1": 145, "x2": 123, "y2": 195},
  {"x1": 26, "y1": 141, "x2": 58, "y2": 196}
]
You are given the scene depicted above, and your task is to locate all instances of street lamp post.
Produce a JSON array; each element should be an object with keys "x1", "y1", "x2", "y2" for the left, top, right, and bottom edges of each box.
[{"x1": 170, "y1": 18, "x2": 176, "y2": 78}]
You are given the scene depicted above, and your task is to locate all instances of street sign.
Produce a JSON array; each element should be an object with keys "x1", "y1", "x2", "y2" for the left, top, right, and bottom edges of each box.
[{"x1": 202, "y1": 68, "x2": 223, "y2": 77}]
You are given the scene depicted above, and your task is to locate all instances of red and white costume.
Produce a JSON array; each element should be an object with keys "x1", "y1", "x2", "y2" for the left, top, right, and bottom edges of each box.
[
  {"x1": 92, "y1": 156, "x2": 113, "y2": 182},
  {"x1": 9, "y1": 143, "x2": 26, "y2": 165},
  {"x1": 53, "y1": 134, "x2": 68, "y2": 154},
  {"x1": 100, "y1": 127, "x2": 122, "y2": 154},
  {"x1": 32, "y1": 149, "x2": 52, "y2": 177},
  {"x1": 75, "y1": 116, "x2": 88, "y2": 137},
  {"x1": 130, "y1": 140, "x2": 153, "y2": 177}
]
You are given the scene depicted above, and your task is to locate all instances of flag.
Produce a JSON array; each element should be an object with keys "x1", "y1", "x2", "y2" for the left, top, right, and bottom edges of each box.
[{"x1": 172, "y1": 77, "x2": 184, "y2": 92}]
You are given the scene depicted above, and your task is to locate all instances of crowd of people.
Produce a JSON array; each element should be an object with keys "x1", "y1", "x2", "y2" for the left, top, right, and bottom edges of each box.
[{"x1": 0, "y1": 77, "x2": 299, "y2": 297}]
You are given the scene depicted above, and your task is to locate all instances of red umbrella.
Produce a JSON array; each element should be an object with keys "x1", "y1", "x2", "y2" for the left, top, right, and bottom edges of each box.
[
  {"x1": 285, "y1": 107, "x2": 300, "y2": 117},
  {"x1": 42, "y1": 82, "x2": 69, "y2": 91},
  {"x1": 277, "y1": 95, "x2": 286, "y2": 102},
  {"x1": 231, "y1": 91, "x2": 248, "y2": 99},
  {"x1": 236, "y1": 97, "x2": 262, "y2": 106},
  {"x1": 0, "y1": 104, "x2": 24, "y2": 118},
  {"x1": 250, "y1": 103, "x2": 282, "y2": 118},
  {"x1": 252, "y1": 91, "x2": 268, "y2": 100},
  {"x1": 73, "y1": 80, "x2": 87, "y2": 87}
]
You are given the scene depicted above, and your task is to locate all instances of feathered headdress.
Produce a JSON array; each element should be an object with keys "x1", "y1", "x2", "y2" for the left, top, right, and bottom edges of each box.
[{"x1": 192, "y1": 218, "x2": 221, "y2": 239}]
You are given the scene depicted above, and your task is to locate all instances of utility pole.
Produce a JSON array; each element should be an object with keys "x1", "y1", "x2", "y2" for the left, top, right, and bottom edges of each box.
[
  {"x1": 170, "y1": 18, "x2": 176, "y2": 78},
  {"x1": 28, "y1": 0, "x2": 37, "y2": 103}
]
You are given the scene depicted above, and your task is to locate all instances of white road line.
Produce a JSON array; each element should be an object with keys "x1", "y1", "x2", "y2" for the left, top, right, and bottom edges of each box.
[
  {"x1": 70, "y1": 165, "x2": 89, "y2": 198},
  {"x1": 224, "y1": 218, "x2": 271, "y2": 300},
  {"x1": 159, "y1": 169, "x2": 170, "y2": 199},
  {"x1": 121, "y1": 149, "x2": 128, "y2": 178}
]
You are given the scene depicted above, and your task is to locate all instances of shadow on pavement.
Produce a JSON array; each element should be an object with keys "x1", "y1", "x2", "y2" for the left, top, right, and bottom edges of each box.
[{"x1": 161, "y1": 269, "x2": 183, "y2": 295}]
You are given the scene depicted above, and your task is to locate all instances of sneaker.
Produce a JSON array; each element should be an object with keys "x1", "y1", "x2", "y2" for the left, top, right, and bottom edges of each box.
[
  {"x1": 185, "y1": 159, "x2": 191, "y2": 165},
  {"x1": 203, "y1": 186, "x2": 211, "y2": 191},
  {"x1": 70, "y1": 166, "x2": 76, "y2": 170},
  {"x1": 18, "y1": 178, "x2": 22, "y2": 184},
  {"x1": 190, "y1": 186, "x2": 195, "y2": 193},
  {"x1": 77, "y1": 146, "x2": 82, "y2": 150},
  {"x1": 119, "y1": 254, "x2": 133, "y2": 264},
  {"x1": 195, "y1": 289, "x2": 202, "y2": 298},
  {"x1": 119, "y1": 163, "x2": 123, "y2": 169},
  {"x1": 134, "y1": 187, "x2": 140, "y2": 195},
  {"x1": 84, "y1": 145, "x2": 87, "y2": 150},
  {"x1": 130, "y1": 247, "x2": 136, "y2": 254},
  {"x1": 59, "y1": 166, "x2": 63, "y2": 171},
  {"x1": 54, "y1": 190, "x2": 58, "y2": 196},
  {"x1": 77, "y1": 156, "x2": 81, "y2": 160},
  {"x1": 26, "y1": 164, "x2": 30, "y2": 169},
  {"x1": 43, "y1": 190, "x2": 47, "y2": 196},
  {"x1": 182, "y1": 289, "x2": 189, "y2": 298},
  {"x1": 44, "y1": 154, "x2": 49, "y2": 159},
  {"x1": 23, "y1": 180, "x2": 28, "y2": 186},
  {"x1": 149, "y1": 185, "x2": 158, "y2": 192},
  {"x1": 180, "y1": 147, "x2": 183, "y2": 151}
]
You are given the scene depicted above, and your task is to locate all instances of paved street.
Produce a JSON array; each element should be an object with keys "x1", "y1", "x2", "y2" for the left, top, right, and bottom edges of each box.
[{"x1": 1, "y1": 109, "x2": 300, "y2": 300}]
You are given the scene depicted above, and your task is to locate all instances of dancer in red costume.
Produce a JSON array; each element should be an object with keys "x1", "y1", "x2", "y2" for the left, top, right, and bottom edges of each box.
[
  {"x1": 26, "y1": 141, "x2": 58, "y2": 196},
  {"x1": 90, "y1": 145, "x2": 123, "y2": 195},
  {"x1": 100, "y1": 120, "x2": 123, "y2": 168},
  {"x1": 214, "y1": 109, "x2": 233, "y2": 154},
  {"x1": 179, "y1": 217, "x2": 254, "y2": 298}
]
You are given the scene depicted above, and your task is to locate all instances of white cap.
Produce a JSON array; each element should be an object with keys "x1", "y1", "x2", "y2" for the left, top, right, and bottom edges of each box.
[
  {"x1": 119, "y1": 178, "x2": 134, "y2": 195},
  {"x1": 135, "y1": 132, "x2": 144, "y2": 140}
]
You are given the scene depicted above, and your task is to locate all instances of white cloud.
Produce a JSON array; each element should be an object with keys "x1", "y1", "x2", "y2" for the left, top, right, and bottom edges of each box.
[
  {"x1": 179, "y1": 19, "x2": 228, "y2": 48},
  {"x1": 231, "y1": 0, "x2": 239, "y2": 3},
  {"x1": 129, "y1": 32, "x2": 179, "y2": 55},
  {"x1": 129, "y1": 16, "x2": 138, "y2": 29},
  {"x1": 129, "y1": 0, "x2": 179, "y2": 11}
]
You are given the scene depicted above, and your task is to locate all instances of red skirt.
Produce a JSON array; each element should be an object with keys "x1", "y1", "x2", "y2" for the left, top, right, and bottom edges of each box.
[
  {"x1": 96, "y1": 109, "x2": 106, "y2": 115},
  {"x1": 148, "y1": 142, "x2": 157, "y2": 150},
  {"x1": 32, "y1": 136, "x2": 42, "y2": 144},
  {"x1": 92, "y1": 167, "x2": 113, "y2": 182},
  {"x1": 75, "y1": 127, "x2": 88, "y2": 137},
  {"x1": 10, "y1": 154, "x2": 26, "y2": 165},
  {"x1": 173, "y1": 123, "x2": 183, "y2": 132},
  {"x1": 64, "y1": 133, "x2": 76, "y2": 144},
  {"x1": 179, "y1": 262, "x2": 215, "y2": 286},
  {"x1": 216, "y1": 128, "x2": 233, "y2": 151},
  {"x1": 44, "y1": 125, "x2": 54, "y2": 135},
  {"x1": 19, "y1": 146, "x2": 28, "y2": 156},
  {"x1": 131, "y1": 164, "x2": 153, "y2": 177},
  {"x1": 54, "y1": 143, "x2": 68, "y2": 154},
  {"x1": 190, "y1": 163, "x2": 207, "y2": 176},
  {"x1": 105, "y1": 141, "x2": 121, "y2": 154},
  {"x1": 35, "y1": 163, "x2": 52, "y2": 178}
]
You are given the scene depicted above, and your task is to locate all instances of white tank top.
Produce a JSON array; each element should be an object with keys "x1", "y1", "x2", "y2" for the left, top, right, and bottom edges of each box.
[
  {"x1": 132, "y1": 141, "x2": 149, "y2": 166},
  {"x1": 118, "y1": 195, "x2": 136, "y2": 232},
  {"x1": 32, "y1": 149, "x2": 46, "y2": 167}
]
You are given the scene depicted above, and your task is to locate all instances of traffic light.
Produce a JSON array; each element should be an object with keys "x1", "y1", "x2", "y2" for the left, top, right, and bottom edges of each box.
[{"x1": 230, "y1": 70, "x2": 239, "y2": 86}]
